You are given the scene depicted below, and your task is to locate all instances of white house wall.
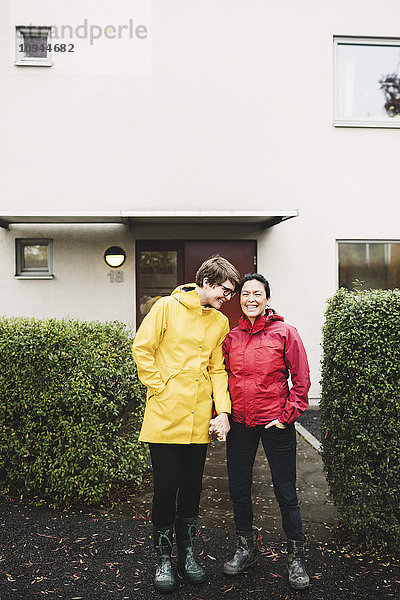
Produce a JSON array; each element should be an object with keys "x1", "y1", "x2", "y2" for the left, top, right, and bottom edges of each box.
[
  {"x1": 2, "y1": 0, "x2": 399, "y2": 214},
  {"x1": 0, "y1": 225, "x2": 136, "y2": 326},
  {"x1": 1, "y1": 0, "x2": 400, "y2": 402}
]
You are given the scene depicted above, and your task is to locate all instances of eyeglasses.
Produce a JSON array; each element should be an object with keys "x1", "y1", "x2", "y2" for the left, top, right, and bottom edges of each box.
[{"x1": 220, "y1": 284, "x2": 236, "y2": 299}]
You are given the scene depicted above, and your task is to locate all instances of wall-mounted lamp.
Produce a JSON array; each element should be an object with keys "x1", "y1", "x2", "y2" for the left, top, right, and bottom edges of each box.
[{"x1": 104, "y1": 246, "x2": 126, "y2": 268}]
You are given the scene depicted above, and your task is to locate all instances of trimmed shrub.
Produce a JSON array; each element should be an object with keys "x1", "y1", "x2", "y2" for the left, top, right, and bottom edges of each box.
[
  {"x1": 0, "y1": 317, "x2": 147, "y2": 506},
  {"x1": 320, "y1": 288, "x2": 400, "y2": 552}
]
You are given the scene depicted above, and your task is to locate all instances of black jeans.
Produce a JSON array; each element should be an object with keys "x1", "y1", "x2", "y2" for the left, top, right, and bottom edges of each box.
[
  {"x1": 149, "y1": 443, "x2": 208, "y2": 528},
  {"x1": 226, "y1": 420, "x2": 305, "y2": 541}
]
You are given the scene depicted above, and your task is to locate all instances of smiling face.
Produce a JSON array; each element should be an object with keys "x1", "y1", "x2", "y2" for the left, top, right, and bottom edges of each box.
[
  {"x1": 240, "y1": 279, "x2": 270, "y2": 324},
  {"x1": 198, "y1": 278, "x2": 236, "y2": 310}
]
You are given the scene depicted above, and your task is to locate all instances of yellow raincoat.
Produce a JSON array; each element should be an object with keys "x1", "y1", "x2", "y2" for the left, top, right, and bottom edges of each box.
[{"x1": 133, "y1": 284, "x2": 231, "y2": 444}]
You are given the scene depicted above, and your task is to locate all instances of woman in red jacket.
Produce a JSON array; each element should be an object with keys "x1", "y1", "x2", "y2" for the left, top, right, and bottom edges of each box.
[{"x1": 218, "y1": 273, "x2": 310, "y2": 589}]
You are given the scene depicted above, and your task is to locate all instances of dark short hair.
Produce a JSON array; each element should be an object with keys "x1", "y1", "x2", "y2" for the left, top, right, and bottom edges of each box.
[
  {"x1": 239, "y1": 273, "x2": 270, "y2": 297},
  {"x1": 195, "y1": 255, "x2": 241, "y2": 289}
]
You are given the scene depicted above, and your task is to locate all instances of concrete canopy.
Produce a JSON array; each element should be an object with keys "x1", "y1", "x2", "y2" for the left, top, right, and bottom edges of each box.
[{"x1": 0, "y1": 210, "x2": 298, "y2": 230}]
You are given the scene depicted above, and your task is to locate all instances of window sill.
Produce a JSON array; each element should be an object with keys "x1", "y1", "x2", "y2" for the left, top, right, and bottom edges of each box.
[
  {"x1": 14, "y1": 61, "x2": 53, "y2": 67},
  {"x1": 333, "y1": 119, "x2": 400, "y2": 128},
  {"x1": 14, "y1": 275, "x2": 54, "y2": 280}
]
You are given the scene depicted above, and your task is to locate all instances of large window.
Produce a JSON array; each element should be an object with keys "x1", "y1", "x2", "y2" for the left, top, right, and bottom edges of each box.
[
  {"x1": 338, "y1": 241, "x2": 400, "y2": 290},
  {"x1": 334, "y1": 37, "x2": 400, "y2": 127},
  {"x1": 15, "y1": 239, "x2": 54, "y2": 279},
  {"x1": 15, "y1": 26, "x2": 52, "y2": 67}
]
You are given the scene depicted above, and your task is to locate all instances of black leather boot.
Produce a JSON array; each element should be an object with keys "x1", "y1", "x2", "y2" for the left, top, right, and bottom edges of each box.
[
  {"x1": 175, "y1": 516, "x2": 206, "y2": 584},
  {"x1": 153, "y1": 525, "x2": 177, "y2": 593},
  {"x1": 287, "y1": 539, "x2": 310, "y2": 589},
  {"x1": 223, "y1": 528, "x2": 260, "y2": 575}
]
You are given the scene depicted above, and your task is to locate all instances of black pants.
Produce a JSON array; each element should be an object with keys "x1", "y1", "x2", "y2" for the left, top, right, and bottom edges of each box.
[
  {"x1": 149, "y1": 443, "x2": 208, "y2": 528},
  {"x1": 226, "y1": 420, "x2": 305, "y2": 541}
]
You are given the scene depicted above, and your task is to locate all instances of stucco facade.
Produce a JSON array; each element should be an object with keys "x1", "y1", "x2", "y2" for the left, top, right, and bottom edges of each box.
[{"x1": 1, "y1": 0, "x2": 400, "y2": 402}]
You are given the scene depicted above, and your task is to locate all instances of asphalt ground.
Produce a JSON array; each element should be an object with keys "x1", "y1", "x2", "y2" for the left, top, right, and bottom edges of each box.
[
  {"x1": 296, "y1": 409, "x2": 321, "y2": 442},
  {"x1": 0, "y1": 424, "x2": 399, "y2": 600}
]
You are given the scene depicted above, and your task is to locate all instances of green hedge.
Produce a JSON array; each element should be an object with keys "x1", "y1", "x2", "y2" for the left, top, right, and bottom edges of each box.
[
  {"x1": 320, "y1": 288, "x2": 400, "y2": 552},
  {"x1": 0, "y1": 317, "x2": 147, "y2": 506}
]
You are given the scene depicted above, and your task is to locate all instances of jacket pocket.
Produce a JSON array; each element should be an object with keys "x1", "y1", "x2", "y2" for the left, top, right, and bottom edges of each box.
[
  {"x1": 150, "y1": 370, "x2": 180, "y2": 401},
  {"x1": 255, "y1": 340, "x2": 285, "y2": 377}
]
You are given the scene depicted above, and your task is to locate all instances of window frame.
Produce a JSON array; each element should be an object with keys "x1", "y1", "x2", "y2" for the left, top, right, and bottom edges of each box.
[
  {"x1": 333, "y1": 36, "x2": 400, "y2": 128},
  {"x1": 135, "y1": 240, "x2": 184, "y2": 326},
  {"x1": 336, "y1": 239, "x2": 400, "y2": 290},
  {"x1": 15, "y1": 26, "x2": 53, "y2": 67},
  {"x1": 15, "y1": 238, "x2": 54, "y2": 279}
]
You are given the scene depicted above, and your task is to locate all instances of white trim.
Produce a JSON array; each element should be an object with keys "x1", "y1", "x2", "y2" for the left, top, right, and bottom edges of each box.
[
  {"x1": 14, "y1": 62, "x2": 52, "y2": 67},
  {"x1": 0, "y1": 210, "x2": 299, "y2": 218},
  {"x1": 335, "y1": 237, "x2": 339, "y2": 290},
  {"x1": 14, "y1": 275, "x2": 54, "y2": 280},
  {"x1": 333, "y1": 119, "x2": 400, "y2": 128},
  {"x1": 337, "y1": 238, "x2": 400, "y2": 243},
  {"x1": 0, "y1": 210, "x2": 299, "y2": 227},
  {"x1": 333, "y1": 35, "x2": 400, "y2": 128},
  {"x1": 15, "y1": 26, "x2": 53, "y2": 67}
]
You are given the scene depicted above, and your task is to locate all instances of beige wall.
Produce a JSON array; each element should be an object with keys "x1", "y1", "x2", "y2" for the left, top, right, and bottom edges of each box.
[
  {"x1": 2, "y1": 0, "x2": 400, "y2": 214},
  {"x1": 0, "y1": 225, "x2": 136, "y2": 327},
  {"x1": 1, "y1": 0, "x2": 400, "y2": 400}
]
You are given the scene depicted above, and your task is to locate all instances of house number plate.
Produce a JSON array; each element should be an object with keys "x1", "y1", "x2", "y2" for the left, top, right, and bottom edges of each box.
[{"x1": 108, "y1": 271, "x2": 124, "y2": 283}]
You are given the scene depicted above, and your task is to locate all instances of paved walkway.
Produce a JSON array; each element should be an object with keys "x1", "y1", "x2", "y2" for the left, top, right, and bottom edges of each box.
[
  {"x1": 120, "y1": 432, "x2": 337, "y2": 544},
  {"x1": 200, "y1": 433, "x2": 336, "y2": 542}
]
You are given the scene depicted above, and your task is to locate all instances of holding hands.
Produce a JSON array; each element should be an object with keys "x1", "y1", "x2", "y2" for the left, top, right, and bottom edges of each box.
[{"x1": 209, "y1": 412, "x2": 230, "y2": 442}]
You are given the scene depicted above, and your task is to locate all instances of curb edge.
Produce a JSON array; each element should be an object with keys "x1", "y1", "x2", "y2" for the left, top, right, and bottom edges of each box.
[{"x1": 295, "y1": 423, "x2": 322, "y2": 453}]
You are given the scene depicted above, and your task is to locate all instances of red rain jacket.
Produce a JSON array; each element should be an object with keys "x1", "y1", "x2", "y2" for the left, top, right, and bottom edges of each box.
[{"x1": 222, "y1": 310, "x2": 310, "y2": 426}]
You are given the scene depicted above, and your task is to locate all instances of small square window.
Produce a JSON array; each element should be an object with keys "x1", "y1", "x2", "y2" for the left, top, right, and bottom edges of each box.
[
  {"x1": 334, "y1": 37, "x2": 400, "y2": 127},
  {"x1": 15, "y1": 239, "x2": 54, "y2": 279},
  {"x1": 15, "y1": 26, "x2": 52, "y2": 67}
]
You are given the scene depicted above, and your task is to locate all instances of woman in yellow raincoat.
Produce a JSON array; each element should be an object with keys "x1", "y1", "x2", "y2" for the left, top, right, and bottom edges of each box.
[{"x1": 133, "y1": 255, "x2": 240, "y2": 593}]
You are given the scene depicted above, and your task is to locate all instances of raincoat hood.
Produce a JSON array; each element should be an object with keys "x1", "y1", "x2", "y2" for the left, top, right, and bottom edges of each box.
[{"x1": 171, "y1": 283, "x2": 203, "y2": 314}]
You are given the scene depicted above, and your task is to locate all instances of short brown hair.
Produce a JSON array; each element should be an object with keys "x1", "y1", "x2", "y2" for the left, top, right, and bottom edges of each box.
[{"x1": 195, "y1": 255, "x2": 240, "y2": 289}]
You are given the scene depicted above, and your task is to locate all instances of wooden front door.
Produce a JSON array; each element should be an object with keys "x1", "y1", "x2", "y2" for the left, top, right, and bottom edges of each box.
[
  {"x1": 184, "y1": 240, "x2": 256, "y2": 328},
  {"x1": 136, "y1": 239, "x2": 256, "y2": 328}
]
